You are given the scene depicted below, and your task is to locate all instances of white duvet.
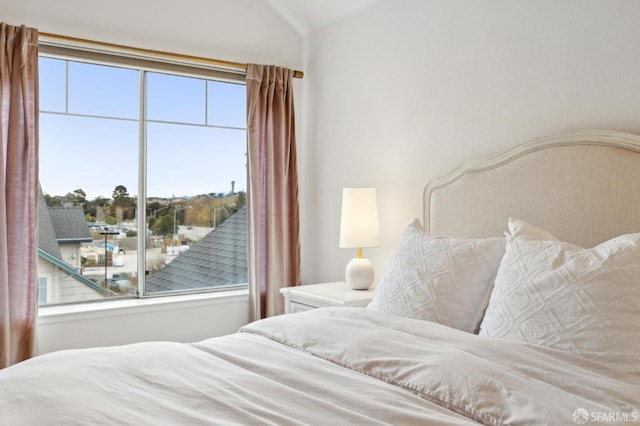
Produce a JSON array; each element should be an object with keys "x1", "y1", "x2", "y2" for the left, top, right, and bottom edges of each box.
[{"x1": 0, "y1": 308, "x2": 638, "y2": 425}]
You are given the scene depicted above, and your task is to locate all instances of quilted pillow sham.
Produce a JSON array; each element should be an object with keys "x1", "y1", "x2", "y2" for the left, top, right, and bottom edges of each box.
[
  {"x1": 367, "y1": 219, "x2": 505, "y2": 333},
  {"x1": 479, "y1": 218, "x2": 640, "y2": 377}
]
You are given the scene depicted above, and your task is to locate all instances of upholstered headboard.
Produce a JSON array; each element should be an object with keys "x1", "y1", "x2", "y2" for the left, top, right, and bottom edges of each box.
[{"x1": 424, "y1": 130, "x2": 640, "y2": 247}]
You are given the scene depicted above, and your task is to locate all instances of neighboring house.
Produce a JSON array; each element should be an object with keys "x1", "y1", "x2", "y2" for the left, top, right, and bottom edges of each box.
[
  {"x1": 146, "y1": 206, "x2": 247, "y2": 293},
  {"x1": 37, "y1": 191, "x2": 110, "y2": 304},
  {"x1": 48, "y1": 207, "x2": 93, "y2": 269}
]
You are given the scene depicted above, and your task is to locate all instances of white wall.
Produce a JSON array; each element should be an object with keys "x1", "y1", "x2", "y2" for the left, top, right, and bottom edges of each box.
[
  {"x1": 299, "y1": 0, "x2": 640, "y2": 285},
  {"x1": 2, "y1": 0, "x2": 302, "y2": 352},
  {"x1": 3, "y1": 0, "x2": 301, "y2": 69}
]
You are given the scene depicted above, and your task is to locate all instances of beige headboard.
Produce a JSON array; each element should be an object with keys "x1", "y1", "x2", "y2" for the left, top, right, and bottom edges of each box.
[{"x1": 424, "y1": 130, "x2": 640, "y2": 247}]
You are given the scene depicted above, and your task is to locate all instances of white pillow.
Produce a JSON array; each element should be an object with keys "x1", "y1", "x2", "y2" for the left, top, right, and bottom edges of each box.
[
  {"x1": 479, "y1": 218, "x2": 640, "y2": 377},
  {"x1": 367, "y1": 219, "x2": 505, "y2": 333},
  {"x1": 507, "y1": 218, "x2": 559, "y2": 241}
]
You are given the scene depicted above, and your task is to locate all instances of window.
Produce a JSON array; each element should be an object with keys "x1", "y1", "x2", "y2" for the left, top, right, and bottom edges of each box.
[
  {"x1": 38, "y1": 277, "x2": 48, "y2": 305},
  {"x1": 37, "y1": 46, "x2": 248, "y2": 306}
]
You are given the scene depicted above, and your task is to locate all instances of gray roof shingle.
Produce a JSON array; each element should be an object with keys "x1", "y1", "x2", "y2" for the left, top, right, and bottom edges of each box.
[
  {"x1": 49, "y1": 207, "x2": 92, "y2": 243},
  {"x1": 145, "y1": 205, "x2": 247, "y2": 293},
  {"x1": 38, "y1": 189, "x2": 63, "y2": 259}
]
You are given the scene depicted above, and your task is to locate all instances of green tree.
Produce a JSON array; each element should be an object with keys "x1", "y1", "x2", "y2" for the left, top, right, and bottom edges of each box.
[
  {"x1": 73, "y1": 188, "x2": 87, "y2": 207},
  {"x1": 113, "y1": 185, "x2": 137, "y2": 221},
  {"x1": 44, "y1": 192, "x2": 62, "y2": 207},
  {"x1": 94, "y1": 196, "x2": 108, "y2": 207},
  {"x1": 153, "y1": 215, "x2": 175, "y2": 237},
  {"x1": 147, "y1": 201, "x2": 161, "y2": 215},
  {"x1": 148, "y1": 216, "x2": 157, "y2": 230},
  {"x1": 236, "y1": 191, "x2": 246, "y2": 209},
  {"x1": 113, "y1": 185, "x2": 130, "y2": 205},
  {"x1": 85, "y1": 195, "x2": 108, "y2": 219}
]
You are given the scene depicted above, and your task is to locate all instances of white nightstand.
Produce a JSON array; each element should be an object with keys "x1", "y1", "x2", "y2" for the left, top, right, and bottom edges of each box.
[{"x1": 280, "y1": 281, "x2": 374, "y2": 314}]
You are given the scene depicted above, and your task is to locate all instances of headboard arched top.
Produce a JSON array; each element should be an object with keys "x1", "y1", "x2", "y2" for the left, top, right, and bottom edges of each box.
[{"x1": 423, "y1": 130, "x2": 640, "y2": 248}]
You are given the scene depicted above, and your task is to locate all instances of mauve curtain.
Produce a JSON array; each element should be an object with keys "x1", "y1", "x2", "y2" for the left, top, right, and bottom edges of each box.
[
  {"x1": 246, "y1": 64, "x2": 300, "y2": 320},
  {"x1": 0, "y1": 23, "x2": 39, "y2": 369}
]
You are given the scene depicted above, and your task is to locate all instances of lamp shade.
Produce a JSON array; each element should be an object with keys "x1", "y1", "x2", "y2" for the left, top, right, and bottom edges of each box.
[{"x1": 339, "y1": 188, "x2": 380, "y2": 248}]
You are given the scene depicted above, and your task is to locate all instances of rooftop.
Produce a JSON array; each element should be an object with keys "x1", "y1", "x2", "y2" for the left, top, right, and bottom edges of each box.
[
  {"x1": 49, "y1": 207, "x2": 92, "y2": 243},
  {"x1": 145, "y1": 206, "x2": 247, "y2": 293},
  {"x1": 37, "y1": 189, "x2": 62, "y2": 258}
]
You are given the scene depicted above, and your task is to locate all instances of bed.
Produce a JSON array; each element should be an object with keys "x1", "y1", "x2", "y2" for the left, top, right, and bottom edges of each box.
[{"x1": 1, "y1": 130, "x2": 639, "y2": 425}]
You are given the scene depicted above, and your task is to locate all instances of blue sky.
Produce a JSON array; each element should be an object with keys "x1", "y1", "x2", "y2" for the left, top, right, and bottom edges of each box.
[{"x1": 38, "y1": 57, "x2": 247, "y2": 200}]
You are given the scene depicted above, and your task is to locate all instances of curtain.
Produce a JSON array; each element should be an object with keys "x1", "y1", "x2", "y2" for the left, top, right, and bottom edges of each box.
[
  {"x1": 0, "y1": 23, "x2": 39, "y2": 369},
  {"x1": 246, "y1": 64, "x2": 300, "y2": 320}
]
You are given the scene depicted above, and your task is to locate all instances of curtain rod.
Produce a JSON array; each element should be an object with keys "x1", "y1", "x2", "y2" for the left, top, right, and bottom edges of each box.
[{"x1": 39, "y1": 32, "x2": 304, "y2": 79}]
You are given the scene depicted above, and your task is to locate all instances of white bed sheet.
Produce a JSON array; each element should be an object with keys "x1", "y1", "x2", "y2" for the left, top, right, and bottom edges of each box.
[{"x1": 1, "y1": 308, "x2": 638, "y2": 425}]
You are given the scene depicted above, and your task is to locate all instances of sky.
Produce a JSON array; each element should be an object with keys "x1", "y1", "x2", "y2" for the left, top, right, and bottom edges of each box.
[{"x1": 38, "y1": 57, "x2": 247, "y2": 200}]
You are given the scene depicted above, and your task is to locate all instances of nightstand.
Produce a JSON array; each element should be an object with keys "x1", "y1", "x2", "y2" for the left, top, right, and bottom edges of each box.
[{"x1": 280, "y1": 281, "x2": 375, "y2": 314}]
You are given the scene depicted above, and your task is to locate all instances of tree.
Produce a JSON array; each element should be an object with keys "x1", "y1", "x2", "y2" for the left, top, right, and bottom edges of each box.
[
  {"x1": 148, "y1": 216, "x2": 157, "y2": 230},
  {"x1": 147, "y1": 201, "x2": 161, "y2": 214},
  {"x1": 236, "y1": 191, "x2": 246, "y2": 209},
  {"x1": 112, "y1": 185, "x2": 137, "y2": 221},
  {"x1": 153, "y1": 215, "x2": 175, "y2": 237},
  {"x1": 44, "y1": 192, "x2": 62, "y2": 207},
  {"x1": 112, "y1": 185, "x2": 130, "y2": 205},
  {"x1": 85, "y1": 195, "x2": 108, "y2": 220},
  {"x1": 73, "y1": 188, "x2": 87, "y2": 207}
]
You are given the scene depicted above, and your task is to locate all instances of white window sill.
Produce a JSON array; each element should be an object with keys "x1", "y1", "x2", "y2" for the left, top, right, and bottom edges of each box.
[{"x1": 38, "y1": 288, "x2": 249, "y2": 324}]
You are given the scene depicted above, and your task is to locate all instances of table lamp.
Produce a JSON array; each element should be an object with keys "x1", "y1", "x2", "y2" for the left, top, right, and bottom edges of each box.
[{"x1": 339, "y1": 188, "x2": 380, "y2": 290}]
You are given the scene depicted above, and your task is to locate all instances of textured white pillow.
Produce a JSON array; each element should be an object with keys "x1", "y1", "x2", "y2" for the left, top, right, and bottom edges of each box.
[
  {"x1": 479, "y1": 218, "x2": 640, "y2": 377},
  {"x1": 507, "y1": 218, "x2": 559, "y2": 241},
  {"x1": 367, "y1": 219, "x2": 505, "y2": 333}
]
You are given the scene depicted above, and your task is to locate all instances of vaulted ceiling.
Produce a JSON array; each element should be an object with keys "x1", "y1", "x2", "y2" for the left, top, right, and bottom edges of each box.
[{"x1": 264, "y1": 0, "x2": 381, "y2": 35}]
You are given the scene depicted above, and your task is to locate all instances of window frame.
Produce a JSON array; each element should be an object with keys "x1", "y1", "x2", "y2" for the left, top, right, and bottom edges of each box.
[{"x1": 38, "y1": 42, "x2": 249, "y2": 305}]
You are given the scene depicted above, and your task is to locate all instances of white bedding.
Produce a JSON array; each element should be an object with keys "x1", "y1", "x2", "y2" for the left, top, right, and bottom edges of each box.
[{"x1": 1, "y1": 308, "x2": 638, "y2": 425}]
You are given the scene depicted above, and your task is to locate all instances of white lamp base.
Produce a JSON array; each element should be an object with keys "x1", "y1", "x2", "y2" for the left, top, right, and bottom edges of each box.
[{"x1": 345, "y1": 257, "x2": 374, "y2": 290}]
